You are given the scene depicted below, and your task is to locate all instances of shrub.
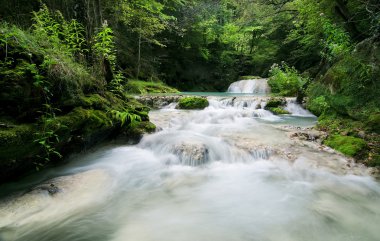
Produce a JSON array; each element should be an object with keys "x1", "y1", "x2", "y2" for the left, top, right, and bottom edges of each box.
[
  {"x1": 307, "y1": 96, "x2": 330, "y2": 116},
  {"x1": 268, "y1": 62, "x2": 308, "y2": 97}
]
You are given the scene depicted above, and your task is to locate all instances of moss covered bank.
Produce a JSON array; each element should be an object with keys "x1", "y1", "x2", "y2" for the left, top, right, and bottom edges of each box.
[
  {"x1": 305, "y1": 37, "x2": 380, "y2": 167},
  {"x1": 0, "y1": 23, "x2": 160, "y2": 183}
]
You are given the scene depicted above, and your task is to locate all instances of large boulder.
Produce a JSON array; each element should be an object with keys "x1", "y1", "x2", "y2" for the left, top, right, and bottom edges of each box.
[{"x1": 172, "y1": 141, "x2": 209, "y2": 166}]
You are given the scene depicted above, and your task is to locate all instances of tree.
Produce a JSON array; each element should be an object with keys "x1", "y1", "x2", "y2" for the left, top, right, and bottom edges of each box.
[{"x1": 116, "y1": 0, "x2": 183, "y2": 78}]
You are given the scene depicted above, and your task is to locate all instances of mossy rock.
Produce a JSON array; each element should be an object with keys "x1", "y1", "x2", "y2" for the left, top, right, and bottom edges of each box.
[
  {"x1": 265, "y1": 98, "x2": 286, "y2": 108},
  {"x1": 176, "y1": 97, "x2": 209, "y2": 110},
  {"x1": 0, "y1": 123, "x2": 40, "y2": 183},
  {"x1": 366, "y1": 113, "x2": 380, "y2": 133},
  {"x1": 78, "y1": 94, "x2": 110, "y2": 109},
  {"x1": 324, "y1": 135, "x2": 367, "y2": 157},
  {"x1": 0, "y1": 124, "x2": 38, "y2": 162},
  {"x1": 366, "y1": 153, "x2": 380, "y2": 167},
  {"x1": 47, "y1": 107, "x2": 114, "y2": 139},
  {"x1": 267, "y1": 107, "x2": 290, "y2": 115},
  {"x1": 123, "y1": 121, "x2": 156, "y2": 140}
]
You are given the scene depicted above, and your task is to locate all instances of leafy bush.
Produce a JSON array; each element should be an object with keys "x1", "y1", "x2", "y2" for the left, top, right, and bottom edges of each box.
[
  {"x1": 268, "y1": 63, "x2": 308, "y2": 97},
  {"x1": 307, "y1": 96, "x2": 330, "y2": 116},
  {"x1": 93, "y1": 21, "x2": 116, "y2": 69},
  {"x1": 177, "y1": 97, "x2": 209, "y2": 109},
  {"x1": 320, "y1": 19, "x2": 352, "y2": 62}
]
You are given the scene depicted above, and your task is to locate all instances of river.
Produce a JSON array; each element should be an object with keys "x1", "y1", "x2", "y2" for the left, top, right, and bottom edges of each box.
[{"x1": 0, "y1": 79, "x2": 380, "y2": 241}]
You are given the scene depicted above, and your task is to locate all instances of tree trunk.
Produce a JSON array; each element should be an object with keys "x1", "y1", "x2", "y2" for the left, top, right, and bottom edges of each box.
[
  {"x1": 249, "y1": 31, "x2": 255, "y2": 54},
  {"x1": 335, "y1": 0, "x2": 366, "y2": 41},
  {"x1": 136, "y1": 21, "x2": 142, "y2": 79}
]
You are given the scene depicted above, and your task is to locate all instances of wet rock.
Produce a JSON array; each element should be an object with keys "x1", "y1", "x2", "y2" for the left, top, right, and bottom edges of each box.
[
  {"x1": 173, "y1": 142, "x2": 209, "y2": 166},
  {"x1": 137, "y1": 96, "x2": 182, "y2": 109},
  {"x1": 33, "y1": 183, "x2": 60, "y2": 195},
  {"x1": 289, "y1": 130, "x2": 327, "y2": 144},
  {"x1": 358, "y1": 131, "x2": 366, "y2": 139}
]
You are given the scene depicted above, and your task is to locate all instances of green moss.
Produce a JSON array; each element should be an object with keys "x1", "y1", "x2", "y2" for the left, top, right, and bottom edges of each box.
[
  {"x1": 267, "y1": 107, "x2": 290, "y2": 115},
  {"x1": 324, "y1": 135, "x2": 367, "y2": 157},
  {"x1": 317, "y1": 113, "x2": 365, "y2": 135},
  {"x1": 239, "y1": 76, "x2": 261, "y2": 80},
  {"x1": 47, "y1": 107, "x2": 114, "y2": 139},
  {"x1": 0, "y1": 124, "x2": 39, "y2": 162},
  {"x1": 78, "y1": 94, "x2": 110, "y2": 109},
  {"x1": 125, "y1": 80, "x2": 179, "y2": 94},
  {"x1": 130, "y1": 121, "x2": 156, "y2": 135},
  {"x1": 177, "y1": 96, "x2": 209, "y2": 109}
]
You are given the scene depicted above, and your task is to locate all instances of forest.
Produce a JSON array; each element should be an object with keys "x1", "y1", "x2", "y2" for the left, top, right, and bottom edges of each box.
[{"x1": 0, "y1": 0, "x2": 379, "y2": 181}]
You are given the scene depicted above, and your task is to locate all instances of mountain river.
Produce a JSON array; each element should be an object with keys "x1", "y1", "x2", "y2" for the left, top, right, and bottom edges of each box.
[{"x1": 0, "y1": 79, "x2": 379, "y2": 241}]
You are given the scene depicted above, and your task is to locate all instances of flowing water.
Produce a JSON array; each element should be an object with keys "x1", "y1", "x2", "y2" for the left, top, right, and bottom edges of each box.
[
  {"x1": 1, "y1": 80, "x2": 380, "y2": 241},
  {"x1": 227, "y1": 79, "x2": 270, "y2": 95}
]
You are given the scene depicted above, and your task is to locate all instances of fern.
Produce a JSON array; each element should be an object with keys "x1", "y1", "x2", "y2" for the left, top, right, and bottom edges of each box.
[{"x1": 110, "y1": 110, "x2": 142, "y2": 127}]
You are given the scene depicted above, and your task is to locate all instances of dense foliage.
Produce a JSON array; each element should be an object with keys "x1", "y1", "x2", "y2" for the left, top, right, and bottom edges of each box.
[{"x1": 268, "y1": 63, "x2": 309, "y2": 97}]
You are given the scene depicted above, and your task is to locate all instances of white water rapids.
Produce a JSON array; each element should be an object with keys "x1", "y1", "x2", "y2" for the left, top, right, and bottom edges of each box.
[{"x1": 0, "y1": 85, "x2": 380, "y2": 241}]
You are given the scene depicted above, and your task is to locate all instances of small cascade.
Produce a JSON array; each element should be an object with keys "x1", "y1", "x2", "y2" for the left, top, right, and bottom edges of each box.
[
  {"x1": 227, "y1": 79, "x2": 270, "y2": 94},
  {"x1": 249, "y1": 148, "x2": 272, "y2": 160},
  {"x1": 285, "y1": 98, "x2": 314, "y2": 117},
  {"x1": 208, "y1": 97, "x2": 264, "y2": 109}
]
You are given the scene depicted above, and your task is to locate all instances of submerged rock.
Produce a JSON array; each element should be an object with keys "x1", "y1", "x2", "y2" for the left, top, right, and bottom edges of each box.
[
  {"x1": 0, "y1": 170, "x2": 109, "y2": 231},
  {"x1": 289, "y1": 130, "x2": 327, "y2": 144},
  {"x1": 172, "y1": 142, "x2": 209, "y2": 166},
  {"x1": 32, "y1": 183, "x2": 60, "y2": 195}
]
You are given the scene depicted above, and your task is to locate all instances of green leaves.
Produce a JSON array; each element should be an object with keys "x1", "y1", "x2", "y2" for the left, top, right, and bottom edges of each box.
[
  {"x1": 33, "y1": 122, "x2": 63, "y2": 170},
  {"x1": 110, "y1": 110, "x2": 142, "y2": 127},
  {"x1": 62, "y1": 19, "x2": 87, "y2": 56},
  {"x1": 321, "y1": 20, "x2": 352, "y2": 61},
  {"x1": 117, "y1": 0, "x2": 177, "y2": 45},
  {"x1": 93, "y1": 22, "x2": 116, "y2": 67},
  {"x1": 268, "y1": 62, "x2": 308, "y2": 97}
]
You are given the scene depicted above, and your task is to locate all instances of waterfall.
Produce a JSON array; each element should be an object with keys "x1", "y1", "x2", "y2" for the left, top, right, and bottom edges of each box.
[
  {"x1": 227, "y1": 79, "x2": 270, "y2": 94},
  {"x1": 285, "y1": 98, "x2": 314, "y2": 117}
]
